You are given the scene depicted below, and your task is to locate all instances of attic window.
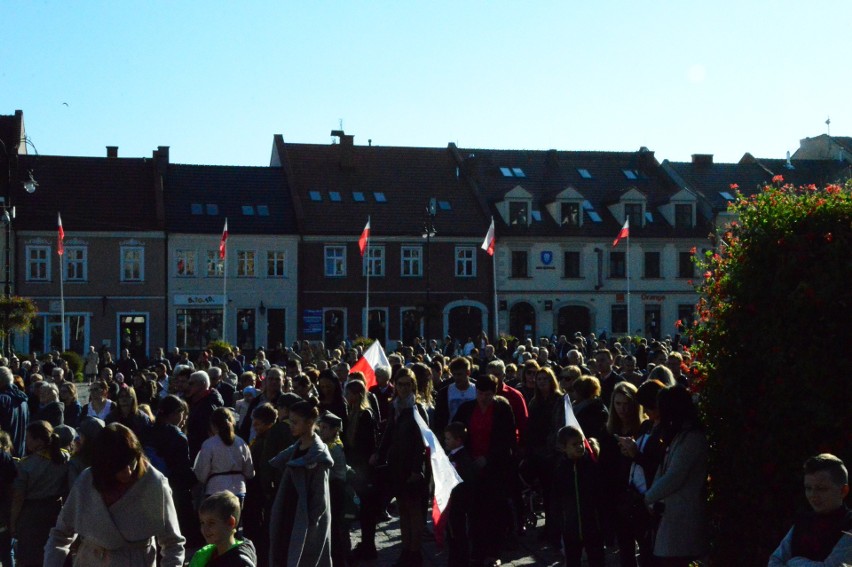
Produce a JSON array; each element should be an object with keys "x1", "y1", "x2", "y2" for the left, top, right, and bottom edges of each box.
[
  {"x1": 191, "y1": 203, "x2": 203, "y2": 215},
  {"x1": 309, "y1": 191, "x2": 322, "y2": 202},
  {"x1": 645, "y1": 211, "x2": 654, "y2": 223},
  {"x1": 373, "y1": 192, "x2": 387, "y2": 203},
  {"x1": 512, "y1": 168, "x2": 526, "y2": 178},
  {"x1": 561, "y1": 202, "x2": 580, "y2": 226},
  {"x1": 257, "y1": 205, "x2": 270, "y2": 216},
  {"x1": 582, "y1": 200, "x2": 594, "y2": 210},
  {"x1": 329, "y1": 192, "x2": 342, "y2": 202},
  {"x1": 577, "y1": 168, "x2": 592, "y2": 179},
  {"x1": 438, "y1": 200, "x2": 451, "y2": 211},
  {"x1": 206, "y1": 204, "x2": 218, "y2": 215},
  {"x1": 531, "y1": 210, "x2": 542, "y2": 222},
  {"x1": 623, "y1": 169, "x2": 638, "y2": 180},
  {"x1": 242, "y1": 205, "x2": 255, "y2": 216},
  {"x1": 588, "y1": 211, "x2": 603, "y2": 223},
  {"x1": 353, "y1": 192, "x2": 365, "y2": 202},
  {"x1": 509, "y1": 202, "x2": 528, "y2": 226},
  {"x1": 500, "y1": 167, "x2": 513, "y2": 177},
  {"x1": 719, "y1": 191, "x2": 735, "y2": 201}
]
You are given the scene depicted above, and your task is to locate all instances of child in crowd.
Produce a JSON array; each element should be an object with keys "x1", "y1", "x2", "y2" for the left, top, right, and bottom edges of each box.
[
  {"x1": 444, "y1": 421, "x2": 477, "y2": 567},
  {"x1": 552, "y1": 425, "x2": 605, "y2": 567},
  {"x1": 769, "y1": 453, "x2": 851, "y2": 566},
  {"x1": 235, "y1": 387, "x2": 258, "y2": 427},
  {"x1": 190, "y1": 490, "x2": 257, "y2": 566},
  {"x1": 318, "y1": 412, "x2": 349, "y2": 567}
]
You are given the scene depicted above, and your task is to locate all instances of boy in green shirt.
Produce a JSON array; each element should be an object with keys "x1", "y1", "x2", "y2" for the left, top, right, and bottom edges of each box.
[{"x1": 190, "y1": 491, "x2": 257, "y2": 567}]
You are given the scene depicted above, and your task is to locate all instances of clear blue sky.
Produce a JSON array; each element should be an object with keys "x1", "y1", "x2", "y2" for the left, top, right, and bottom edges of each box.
[{"x1": 3, "y1": 1, "x2": 850, "y2": 166}]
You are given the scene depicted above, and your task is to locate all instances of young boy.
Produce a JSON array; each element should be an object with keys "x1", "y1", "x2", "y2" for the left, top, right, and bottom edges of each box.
[
  {"x1": 552, "y1": 425, "x2": 605, "y2": 567},
  {"x1": 317, "y1": 412, "x2": 349, "y2": 567},
  {"x1": 190, "y1": 491, "x2": 257, "y2": 567},
  {"x1": 444, "y1": 422, "x2": 477, "y2": 567},
  {"x1": 769, "y1": 453, "x2": 851, "y2": 566}
]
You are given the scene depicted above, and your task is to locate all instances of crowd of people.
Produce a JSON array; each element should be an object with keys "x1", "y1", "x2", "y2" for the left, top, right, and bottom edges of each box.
[{"x1": 0, "y1": 333, "x2": 848, "y2": 567}]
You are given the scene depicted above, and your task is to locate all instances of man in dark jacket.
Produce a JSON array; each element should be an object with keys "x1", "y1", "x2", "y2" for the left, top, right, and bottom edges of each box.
[
  {"x1": 185, "y1": 370, "x2": 224, "y2": 459},
  {"x1": 0, "y1": 366, "x2": 29, "y2": 456}
]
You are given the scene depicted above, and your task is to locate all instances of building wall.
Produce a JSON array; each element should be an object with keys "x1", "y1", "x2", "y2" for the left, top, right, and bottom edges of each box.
[{"x1": 167, "y1": 233, "x2": 299, "y2": 353}]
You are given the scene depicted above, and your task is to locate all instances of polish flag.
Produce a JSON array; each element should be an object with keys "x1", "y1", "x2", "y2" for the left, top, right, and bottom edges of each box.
[
  {"x1": 612, "y1": 218, "x2": 629, "y2": 247},
  {"x1": 358, "y1": 218, "x2": 370, "y2": 257},
  {"x1": 219, "y1": 219, "x2": 228, "y2": 260},
  {"x1": 349, "y1": 339, "x2": 389, "y2": 390},
  {"x1": 57, "y1": 213, "x2": 65, "y2": 256},
  {"x1": 413, "y1": 407, "x2": 461, "y2": 547},
  {"x1": 480, "y1": 217, "x2": 495, "y2": 256}
]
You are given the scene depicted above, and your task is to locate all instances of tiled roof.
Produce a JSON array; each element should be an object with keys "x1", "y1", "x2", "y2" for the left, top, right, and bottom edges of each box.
[
  {"x1": 663, "y1": 159, "x2": 770, "y2": 211},
  {"x1": 12, "y1": 155, "x2": 161, "y2": 231},
  {"x1": 458, "y1": 147, "x2": 707, "y2": 238},
  {"x1": 164, "y1": 164, "x2": 296, "y2": 234},
  {"x1": 280, "y1": 141, "x2": 490, "y2": 237},
  {"x1": 752, "y1": 158, "x2": 852, "y2": 188}
]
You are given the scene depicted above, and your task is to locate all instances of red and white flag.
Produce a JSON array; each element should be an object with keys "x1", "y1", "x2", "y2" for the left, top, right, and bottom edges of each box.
[
  {"x1": 358, "y1": 218, "x2": 371, "y2": 257},
  {"x1": 480, "y1": 217, "x2": 495, "y2": 256},
  {"x1": 413, "y1": 407, "x2": 461, "y2": 547},
  {"x1": 57, "y1": 213, "x2": 65, "y2": 256},
  {"x1": 564, "y1": 393, "x2": 598, "y2": 462},
  {"x1": 612, "y1": 218, "x2": 629, "y2": 247},
  {"x1": 219, "y1": 219, "x2": 228, "y2": 260},
  {"x1": 349, "y1": 339, "x2": 389, "y2": 390}
]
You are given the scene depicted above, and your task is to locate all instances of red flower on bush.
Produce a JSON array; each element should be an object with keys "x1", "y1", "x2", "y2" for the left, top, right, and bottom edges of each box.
[
  {"x1": 772, "y1": 175, "x2": 784, "y2": 184},
  {"x1": 729, "y1": 183, "x2": 739, "y2": 190}
]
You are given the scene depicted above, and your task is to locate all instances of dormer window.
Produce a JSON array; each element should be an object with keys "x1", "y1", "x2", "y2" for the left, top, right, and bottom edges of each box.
[
  {"x1": 561, "y1": 202, "x2": 580, "y2": 227},
  {"x1": 675, "y1": 204, "x2": 693, "y2": 228},
  {"x1": 623, "y1": 169, "x2": 638, "y2": 180},
  {"x1": 625, "y1": 203, "x2": 643, "y2": 228},
  {"x1": 509, "y1": 201, "x2": 529, "y2": 226}
]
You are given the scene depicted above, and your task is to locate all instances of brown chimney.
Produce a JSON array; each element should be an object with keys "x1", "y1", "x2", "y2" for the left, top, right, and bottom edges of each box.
[
  {"x1": 331, "y1": 130, "x2": 355, "y2": 169},
  {"x1": 106, "y1": 146, "x2": 118, "y2": 158},
  {"x1": 691, "y1": 154, "x2": 713, "y2": 165}
]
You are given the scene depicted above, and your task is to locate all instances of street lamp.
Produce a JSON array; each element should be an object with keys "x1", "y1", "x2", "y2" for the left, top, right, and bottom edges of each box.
[{"x1": 421, "y1": 198, "x2": 437, "y2": 341}]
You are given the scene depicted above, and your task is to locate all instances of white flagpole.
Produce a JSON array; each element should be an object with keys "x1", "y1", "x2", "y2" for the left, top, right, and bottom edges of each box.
[
  {"x1": 364, "y1": 217, "x2": 370, "y2": 339},
  {"x1": 60, "y1": 251, "x2": 66, "y2": 352},
  {"x1": 492, "y1": 243, "x2": 498, "y2": 337},
  {"x1": 626, "y1": 228, "x2": 631, "y2": 336},
  {"x1": 222, "y1": 219, "x2": 228, "y2": 344}
]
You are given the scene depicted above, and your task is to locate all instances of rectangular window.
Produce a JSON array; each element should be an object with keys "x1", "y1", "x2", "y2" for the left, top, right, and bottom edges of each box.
[
  {"x1": 509, "y1": 202, "x2": 528, "y2": 226},
  {"x1": 324, "y1": 246, "x2": 346, "y2": 277},
  {"x1": 121, "y1": 246, "x2": 144, "y2": 282},
  {"x1": 675, "y1": 204, "x2": 693, "y2": 229},
  {"x1": 561, "y1": 202, "x2": 580, "y2": 227},
  {"x1": 364, "y1": 246, "x2": 385, "y2": 277},
  {"x1": 176, "y1": 308, "x2": 223, "y2": 350},
  {"x1": 644, "y1": 251, "x2": 661, "y2": 278},
  {"x1": 400, "y1": 246, "x2": 422, "y2": 277},
  {"x1": 677, "y1": 304, "x2": 696, "y2": 329},
  {"x1": 455, "y1": 247, "x2": 476, "y2": 277},
  {"x1": 64, "y1": 246, "x2": 87, "y2": 281},
  {"x1": 625, "y1": 204, "x2": 643, "y2": 229},
  {"x1": 612, "y1": 305, "x2": 628, "y2": 334},
  {"x1": 610, "y1": 252, "x2": 626, "y2": 278},
  {"x1": 267, "y1": 251, "x2": 286, "y2": 277},
  {"x1": 176, "y1": 250, "x2": 196, "y2": 277},
  {"x1": 563, "y1": 251, "x2": 581, "y2": 278},
  {"x1": 511, "y1": 250, "x2": 529, "y2": 278},
  {"x1": 26, "y1": 246, "x2": 50, "y2": 281},
  {"x1": 206, "y1": 251, "x2": 224, "y2": 277},
  {"x1": 678, "y1": 251, "x2": 694, "y2": 278},
  {"x1": 237, "y1": 251, "x2": 256, "y2": 277}
]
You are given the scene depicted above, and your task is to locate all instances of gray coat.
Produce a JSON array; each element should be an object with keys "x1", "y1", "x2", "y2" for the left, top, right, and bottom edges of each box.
[
  {"x1": 644, "y1": 426, "x2": 709, "y2": 558},
  {"x1": 268, "y1": 433, "x2": 333, "y2": 567}
]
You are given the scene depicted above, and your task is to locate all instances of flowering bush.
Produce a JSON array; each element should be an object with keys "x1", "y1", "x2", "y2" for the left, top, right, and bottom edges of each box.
[{"x1": 689, "y1": 178, "x2": 852, "y2": 565}]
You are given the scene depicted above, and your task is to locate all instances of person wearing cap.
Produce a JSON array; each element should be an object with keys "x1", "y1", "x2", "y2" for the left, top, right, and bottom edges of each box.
[{"x1": 317, "y1": 412, "x2": 348, "y2": 567}]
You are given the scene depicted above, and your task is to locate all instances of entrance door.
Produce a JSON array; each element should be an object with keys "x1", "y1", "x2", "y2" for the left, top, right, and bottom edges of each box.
[
  {"x1": 48, "y1": 319, "x2": 63, "y2": 352},
  {"x1": 236, "y1": 309, "x2": 256, "y2": 352},
  {"x1": 324, "y1": 309, "x2": 345, "y2": 349},
  {"x1": 448, "y1": 305, "x2": 482, "y2": 343},
  {"x1": 557, "y1": 306, "x2": 590, "y2": 337},
  {"x1": 267, "y1": 309, "x2": 286, "y2": 352},
  {"x1": 510, "y1": 302, "x2": 536, "y2": 340},
  {"x1": 644, "y1": 305, "x2": 661, "y2": 340},
  {"x1": 119, "y1": 315, "x2": 148, "y2": 363}
]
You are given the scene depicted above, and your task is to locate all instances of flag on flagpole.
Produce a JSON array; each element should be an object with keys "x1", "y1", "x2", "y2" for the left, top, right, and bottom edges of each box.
[
  {"x1": 612, "y1": 218, "x2": 629, "y2": 247},
  {"x1": 564, "y1": 393, "x2": 598, "y2": 462},
  {"x1": 480, "y1": 218, "x2": 495, "y2": 256},
  {"x1": 219, "y1": 219, "x2": 228, "y2": 260},
  {"x1": 358, "y1": 218, "x2": 371, "y2": 257},
  {"x1": 57, "y1": 213, "x2": 65, "y2": 256},
  {"x1": 413, "y1": 407, "x2": 461, "y2": 547},
  {"x1": 350, "y1": 340, "x2": 390, "y2": 390}
]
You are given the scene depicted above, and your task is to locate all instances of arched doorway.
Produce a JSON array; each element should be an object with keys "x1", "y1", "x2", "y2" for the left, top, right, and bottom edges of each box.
[
  {"x1": 448, "y1": 305, "x2": 483, "y2": 343},
  {"x1": 557, "y1": 305, "x2": 591, "y2": 337},
  {"x1": 509, "y1": 302, "x2": 536, "y2": 340}
]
